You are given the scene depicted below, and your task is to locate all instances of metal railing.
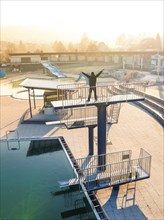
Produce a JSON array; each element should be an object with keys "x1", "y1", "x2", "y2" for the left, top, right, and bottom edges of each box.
[
  {"x1": 76, "y1": 150, "x2": 132, "y2": 170},
  {"x1": 61, "y1": 106, "x2": 97, "y2": 128},
  {"x1": 57, "y1": 83, "x2": 146, "y2": 108},
  {"x1": 77, "y1": 148, "x2": 151, "y2": 190},
  {"x1": 61, "y1": 103, "x2": 121, "y2": 128}
]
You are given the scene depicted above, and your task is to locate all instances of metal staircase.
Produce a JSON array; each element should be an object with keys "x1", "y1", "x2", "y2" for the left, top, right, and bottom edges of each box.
[{"x1": 88, "y1": 191, "x2": 108, "y2": 220}]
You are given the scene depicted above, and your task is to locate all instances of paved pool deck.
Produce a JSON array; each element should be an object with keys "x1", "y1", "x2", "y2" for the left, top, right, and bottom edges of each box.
[{"x1": 0, "y1": 92, "x2": 163, "y2": 219}]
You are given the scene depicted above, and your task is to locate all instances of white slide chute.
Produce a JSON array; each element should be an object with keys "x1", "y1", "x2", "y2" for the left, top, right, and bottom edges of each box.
[
  {"x1": 75, "y1": 72, "x2": 89, "y2": 84},
  {"x1": 41, "y1": 61, "x2": 67, "y2": 78}
]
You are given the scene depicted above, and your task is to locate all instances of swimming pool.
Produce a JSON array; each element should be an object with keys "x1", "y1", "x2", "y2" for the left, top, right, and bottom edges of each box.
[{"x1": 0, "y1": 139, "x2": 96, "y2": 220}]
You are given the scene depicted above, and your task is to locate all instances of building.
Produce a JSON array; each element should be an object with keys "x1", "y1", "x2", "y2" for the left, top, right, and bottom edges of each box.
[{"x1": 8, "y1": 50, "x2": 164, "y2": 72}]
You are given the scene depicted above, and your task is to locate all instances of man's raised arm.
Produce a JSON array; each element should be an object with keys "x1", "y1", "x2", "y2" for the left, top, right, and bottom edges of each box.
[
  {"x1": 81, "y1": 72, "x2": 89, "y2": 77},
  {"x1": 75, "y1": 72, "x2": 89, "y2": 84},
  {"x1": 96, "y1": 69, "x2": 104, "y2": 77}
]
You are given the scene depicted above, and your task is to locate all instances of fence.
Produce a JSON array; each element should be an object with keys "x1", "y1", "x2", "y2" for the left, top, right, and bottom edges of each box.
[
  {"x1": 61, "y1": 103, "x2": 121, "y2": 128},
  {"x1": 76, "y1": 150, "x2": 132, "y2": 170},
  {"x1": 77, "y1": 148, "x2": 151, "y2": 191},
  {"x1": 57, "y1": 83, "x2": 145, "y2": 108}
]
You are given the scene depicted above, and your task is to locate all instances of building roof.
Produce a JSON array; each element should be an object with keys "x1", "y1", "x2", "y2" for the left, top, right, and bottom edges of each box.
[
  {"x1": 20, "y1": 78, "x2": 68, "y2": 90},
  {"x1": 9, "y1": 50, "x2": 163, "y2": 56}
]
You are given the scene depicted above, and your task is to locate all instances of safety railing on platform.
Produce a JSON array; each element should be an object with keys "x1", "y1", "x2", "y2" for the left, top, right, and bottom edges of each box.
[
  {"x1": 61, "y1": 103, "x2": 121, "y2": 128},
  {"x1": 57, "y1": 83, "x2": 146, "y2": 108},
  {"x1": 76, "y1": 150, "x2": 132, "y2": 170},
  {"x1": 61, "y1": 106, "x2": 97, "y2": 128},
  {"x1": 77, "y1": 148, "x2": 151, "y2": 191},
  {"x1": 138, "y1": 148, "x2": 152, "y2": 174}
]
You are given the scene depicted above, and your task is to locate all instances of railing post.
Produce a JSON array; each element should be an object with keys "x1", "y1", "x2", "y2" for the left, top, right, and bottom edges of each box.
[
  {"x1": 88, "y1": 126, "x2": 94, "y2": 155},
  {"x1": 28, "y1": 88, "x2": 32, "y2": 118}
]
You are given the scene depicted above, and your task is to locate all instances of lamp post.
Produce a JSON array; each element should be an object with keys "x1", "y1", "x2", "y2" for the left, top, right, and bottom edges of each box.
[
  {"x1": 122, "y1": 56, "x2": 126, "y2": 70},
  {"x1": 157, "y1": 53, "x2": 160, "y2": 81}
]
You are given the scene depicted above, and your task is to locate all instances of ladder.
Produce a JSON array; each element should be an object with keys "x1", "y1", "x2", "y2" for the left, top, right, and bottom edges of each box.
[
  {"x1": 60, "y1": 136, "x2": 80, "y2": 172},
  {"x1": 6, "y1": 130, "x2": 20, "y2": 150},
  {"x1": 110, "y1": 103, "x2": 121, "y2": 123},
  {"x1": 122, "y1": 181, "x2": 137, "y2": 208},
  {"x1": 88, "y1": 192, "x2": 108, "y2": 220}
]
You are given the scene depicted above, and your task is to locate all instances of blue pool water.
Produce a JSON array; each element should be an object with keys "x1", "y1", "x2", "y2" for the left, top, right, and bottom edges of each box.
[{"x1": 0, "y1": 139, "x2": 96, "y2": 220}]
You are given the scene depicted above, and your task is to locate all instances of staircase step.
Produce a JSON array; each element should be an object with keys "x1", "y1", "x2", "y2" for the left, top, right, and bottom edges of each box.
[
  {"x1": 126, "y1": 198, "x2": 135, "y2": 201},
  {"x1": 127, "y1": 187, "x2": 136, "y2": 190}
]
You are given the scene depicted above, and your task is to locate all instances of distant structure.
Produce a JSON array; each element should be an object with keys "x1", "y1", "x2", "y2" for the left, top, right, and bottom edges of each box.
[
  {"x1": 8, "y1": 51, "x2": 164, "y2": 72},
  {"x1": 0, "y1": 69, "x2": 6, "y2": 78},
  {"x1": 41, "y1": 61, "x2": 66, "y2": 78}
]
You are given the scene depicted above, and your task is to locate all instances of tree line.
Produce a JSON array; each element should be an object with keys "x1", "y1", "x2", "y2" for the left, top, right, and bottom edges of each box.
[{"x1": 1, "y1": 33, "x2": 163, "y2": 63}]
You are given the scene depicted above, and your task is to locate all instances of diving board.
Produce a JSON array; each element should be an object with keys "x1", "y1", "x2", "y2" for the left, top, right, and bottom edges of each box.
[
  {"x1": 52, "y1": 82, "x2": 145, "y2": 109},
  {"x1": 58, "y1": 178, "x2": 79, "y2": 188},
  {"x1": 41, "y1": 61, "x2": 67, "y2": 78},
  {"x1": 51, "y1": 93, "x2": 144, "y2": 109},
  {"x1": 59, "y1": 148, "x2": 151, "y2": 192}
]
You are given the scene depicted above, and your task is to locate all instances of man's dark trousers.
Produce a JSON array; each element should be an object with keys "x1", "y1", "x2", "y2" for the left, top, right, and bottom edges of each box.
[{"x1": 87, "y1": 86, "x2": 97, "y2": 101}]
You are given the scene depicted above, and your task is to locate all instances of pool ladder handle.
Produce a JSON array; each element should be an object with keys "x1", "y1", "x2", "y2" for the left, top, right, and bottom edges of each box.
[{"x1": 6, "y1": 130, "x2": 20, "y2": 150}]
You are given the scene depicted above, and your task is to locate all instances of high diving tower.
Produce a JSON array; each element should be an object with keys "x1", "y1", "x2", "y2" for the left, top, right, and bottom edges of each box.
[{"x1": 51, "y1": 82, "x2": 146, "y2": 169}]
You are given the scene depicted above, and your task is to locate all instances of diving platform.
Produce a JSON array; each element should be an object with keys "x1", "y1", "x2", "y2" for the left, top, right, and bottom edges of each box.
[
  {"x1": 60, "y1": 148, "x2": 151, "y2": 192},
  {"x1": 58, "y1": 178, "x2": 79, "y2": 188},
  {"x1": 51, "y1": 94, "x2": 144, "y2": 110},
  {"x1": 51, "y1": 83, "x2": 145, "y2": 109}
]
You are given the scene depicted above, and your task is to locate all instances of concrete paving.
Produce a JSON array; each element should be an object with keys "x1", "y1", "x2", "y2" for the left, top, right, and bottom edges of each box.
[{"x1": 0, "y1": 88, "x2": 163, "y2": 220}]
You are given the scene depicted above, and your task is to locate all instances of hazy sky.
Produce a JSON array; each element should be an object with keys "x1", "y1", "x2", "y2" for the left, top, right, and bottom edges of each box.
[{"x1": 1, "y1": 0, "x2": 164, "y2": 44}]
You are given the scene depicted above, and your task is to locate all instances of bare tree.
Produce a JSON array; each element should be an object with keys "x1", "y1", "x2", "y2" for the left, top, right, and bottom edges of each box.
[
  {"x1": 67, "y1": 42, "x2": 76, "y2": 52},
  {"x1": 87, "y1": 40, "x2": 98, "y2": 52},
  {"x1": 154, "y1": 33, "x2": 162, "y2": 50},
  {"x1": 17, "y1": 40, "x2": 26, "y2": 52},
  {"x1": 79, "y1": 33, "x2": 90, "y2": 51},
  {"x1": 53, "y1": 41, "x2": 66, "y2": 52},
  {"x1": 116, "y1": 33, "x2": 126, "y2": 48}
]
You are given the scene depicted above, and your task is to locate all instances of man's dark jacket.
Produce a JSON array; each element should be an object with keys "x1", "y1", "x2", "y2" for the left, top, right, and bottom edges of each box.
[{"x1": 82, "y1": 70, "x2": 104, "y2": 87}]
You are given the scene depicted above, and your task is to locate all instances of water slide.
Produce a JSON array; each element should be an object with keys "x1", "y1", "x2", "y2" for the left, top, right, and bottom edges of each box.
[
  {"x1": 75, "y1": 72, "x2": 89, "y2": 84},
  {"x1": 41, "y1": 61, "x2": 67, "y2": 78}
]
